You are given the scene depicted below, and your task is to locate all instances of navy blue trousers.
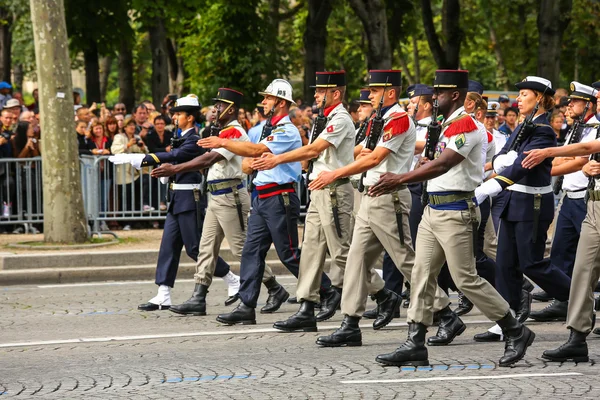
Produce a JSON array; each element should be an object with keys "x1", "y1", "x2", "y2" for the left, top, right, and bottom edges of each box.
[
  {"x1": 155, "y1": 209, "x2": 230, "y2": 287},
  {"x1": 239, "y1": 193, "x2": 331, "y2": 308},
  {"x1": 495, "y1": 218, "x2": 571, "y2": 310},
  {"x1": 382, "y1": 252, "x2": 403, "y2": 295},
  {"x1": 550, "y1": 196, "x2": 586, "y2": 277}
]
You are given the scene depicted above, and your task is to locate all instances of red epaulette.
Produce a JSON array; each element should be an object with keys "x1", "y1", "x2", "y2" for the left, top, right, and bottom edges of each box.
[
  {"x1": 219, "y1": 126, "x2": 243, "y2": 140},
  {"x1": 382, "y1": 112, "x2": 410, "y2": 142},
  {"x1": 487, "y1": 131, "x2": 494, "y2": 143},
  {"x1": 444, "y1": 115, "x2": 478, "y2": 137}
]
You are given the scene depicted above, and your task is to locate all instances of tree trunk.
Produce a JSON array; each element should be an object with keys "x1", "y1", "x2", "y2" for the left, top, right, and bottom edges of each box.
[
  {"x1": 412, "y1": 36, "x2": 421, "y2": 83},
  {"x1": 148, "y1": 17, "x2": 169, "y2": 110},
  {"x1": 303, "y1": 0, "x2": 333, "y2": 104},
  {"x1": 0, "y1": 7, "x2": 12, "y2": 82},
  {"x1": 118, "y1": 39, "x2": 135, "y2": 113},
  {"x1": 30, "y1": 0, "x2": 87, "y2": 243},
  {"x1": 397, "y1": 49, "x2": 415, "y2": 85},
  {"x1": 420, "y1": 0, "x2": 462, "y2": 69},
  {"x1": 83, "y1": 44, "x2": 101, "y2": 104},
  {"x1": 99, "y1": 55, "x2": 112, "y2": 101},
  {"x1": 13, "y1": 64, "x2": 24, "y2": 92},
  {"x1": 348, "y1": 0, "x2": 391, "y2": 70},
  {"x1": 537, "y1": 0, "x2": 573, "y2": 87},
  {"x1": 167, "y1": 38, "x2": 184, "y2": 96},
  {"x1": 518, "y1": 3, "x2": 529, "y2": 78}
]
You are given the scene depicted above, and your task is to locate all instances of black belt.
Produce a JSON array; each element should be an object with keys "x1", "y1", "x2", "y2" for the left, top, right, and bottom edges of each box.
[{"x1": 256, "y1": 182, "x2": 296, "y2": 199}]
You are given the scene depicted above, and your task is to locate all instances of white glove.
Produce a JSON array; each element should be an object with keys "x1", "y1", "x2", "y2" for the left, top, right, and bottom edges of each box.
[
  {"x1": 475, "y1": 179, "x2": 503, "y2": 205},
  {"x1": 493, "y1": 150, "x2": 518, "y2": 174},
  {"x1": 108, "y1": 154, "x2": 131, "y2": 164},
  {"x1": 129, "y1": 154, "x2": 146, "y2": 170},
  {"x1": 159, "y1": 177, "x2": 169, "y2": 185}
]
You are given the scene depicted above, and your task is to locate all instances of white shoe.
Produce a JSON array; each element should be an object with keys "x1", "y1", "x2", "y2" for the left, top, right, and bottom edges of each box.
[
  {"x1": 99, "y1": 221, "x2": 109, "y2": 231},
  {"x1": 29, "y1": 227, "x2": 40, "y2": 234},
  {"x1": 149, "y1": 285, "x2": 172, "y2": 306},
  {"x1": 123, "y1": 224, "x2": 131, "y2": 231},
  {"x1": 143, "y1": 205, "x2": 155, "y2": 213},
  {"x1": 222, "y1": 271, "x2": 240, "y2": 297}
]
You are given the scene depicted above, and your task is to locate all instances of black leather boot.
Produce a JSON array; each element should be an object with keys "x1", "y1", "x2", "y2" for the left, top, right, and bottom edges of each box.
[
  {"x1": 273, "y1": 301, "x2": 317, "y2": 332},
  {"x1": 427, "y1": 305, "x2": 466, "y2": 346},
  {"x1": 473, "y1": 331, "x2": 503, "y2": 342},
  {"x1": 496, "y1": 312, "x2": 535, "y2": 367},
  {"x1": 454, "y1": 291, "x2": 473, "y2": 316},
  {"x1": 372, "y1": 289, "x2": 400, "y2": 330},
  {"x1": 216, "y1": 302, "x2": 256, "y2": 325},
  {"x1": 375, "y1": 323, "x2": 430, "y2": 366},
  {"x1": 530, "y1": 300, "x2": 568, "y2": 322},
  {"x1": 515, "y1": 289, "x2": 532, "y2": 323},
  {"x1": 169, "y1": 284, "x2": 208, "y2": 316},
  {"x1": 532, "y1": 290, "x2": 553, "y2": 302},
  {"x1": 316, "y1": 287, "x2": 341, "y2": 322},
  {"x1": 362, "y1": 307, "x2": 378, "y2": 319},
  {"x1": 522, "y1": 279, "x2": 534, "y2": 293},
  {"x1": 542, "y1": 329, "x2": 589, "y2": 363},
  {"x1": 261, "y1": 277, "x2": 289, "y2": 314},
  {"x1": 316, "y1": 316, "x2": 362, "y2": 347}
]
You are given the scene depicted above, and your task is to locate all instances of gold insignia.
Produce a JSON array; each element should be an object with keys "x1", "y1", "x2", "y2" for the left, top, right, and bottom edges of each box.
[
  {"x1": 492, "y1": 103, "x2": 497, "y2": 110},
  {"x1": 570, "y1": 82, "x2": 575, "y2": 91},
  {"x1": 409, "y1": 90, "x2": 415, "y2": 96}
]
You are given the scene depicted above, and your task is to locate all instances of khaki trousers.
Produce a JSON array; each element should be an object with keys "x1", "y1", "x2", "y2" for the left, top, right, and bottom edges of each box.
[
  {"x1": 483, "y1": 213, "x2": 497, "y2": 261},
  {"x1": 341, "y1": 189, "x2": 448, "y2": 317},
  {"x1": 296, "y1": 182, "x2": 353, "y2": 303},
  {"x1": 566, "y1": 201, "x2": 600, "y2": 333},
  {"x1": 194, "y1": 189, "x2": 273, "y2": 286},
  {"x1": 408, "y1": 206, "x2": 509, "y2": 326}
]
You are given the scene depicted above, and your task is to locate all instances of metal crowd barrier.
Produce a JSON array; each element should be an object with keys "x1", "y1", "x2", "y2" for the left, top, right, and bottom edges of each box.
[{"x1": 0, "y1": 155, "x2": 310, "y2": 237}]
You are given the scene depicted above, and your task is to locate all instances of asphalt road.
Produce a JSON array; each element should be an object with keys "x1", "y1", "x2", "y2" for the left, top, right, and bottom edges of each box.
[{"x1": 1, "y1": 278, "x2": 598, "y2": 399}]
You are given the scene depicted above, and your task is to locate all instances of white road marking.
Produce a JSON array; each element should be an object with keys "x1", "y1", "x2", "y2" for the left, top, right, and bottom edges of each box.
[
  {"x1": 0, "y1": 320, "x2": 491, "y2": 349},
  {"x1": 341, "y1": 372, "x2": 583, "y2": 384}
]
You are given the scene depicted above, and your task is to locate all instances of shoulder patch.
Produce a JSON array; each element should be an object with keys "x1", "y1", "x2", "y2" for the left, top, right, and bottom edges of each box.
[
  {"x1": 455, "y1": 133, "x2": 466, "y2": 149},
  {"x1": 219, "y1": 127, "x2": 242, "y2": 140},
  {"x1": 326, "y1": 125, "x2": 334, "y2": 133},
  {"x1": 444, "y1": 115, "x2": 478, "y2": 137},
  {"x1": 266, "y1": 136, "x2": 274, "y2": 142},
  {"x1": 383, "y1": 112, "x2": 410, "y2": 139}
]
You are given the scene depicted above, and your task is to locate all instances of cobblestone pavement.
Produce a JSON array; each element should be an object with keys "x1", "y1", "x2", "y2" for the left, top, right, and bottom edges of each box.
[{"x1": 1, "y1": 278, "x2": 598, "y2": 399}]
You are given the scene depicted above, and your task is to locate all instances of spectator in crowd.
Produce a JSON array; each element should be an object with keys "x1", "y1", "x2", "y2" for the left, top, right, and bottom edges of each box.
[
  {"x1": 237, "y1": 107, "x2": 252, "y2": 131},
  {"x1": 105, "y1": 116, "x2": 119, "y2": 141},
  {"x1": 113, "y1": 103, "x2": 127, "y2": 116},
  {"x1": 550, "y1": 109, "x2": 566, "y2": 144},
  {"x1": 12, "y1": 121, "x2": 40, "y2": 158},
  {"x1": 111, "y1": 117, "x2": 149, "y2": 231},
  {"x1": 133, "y1": 104, "x2": 152, "y2": 139},
  {"x1": 27, "y1": 89, "x2": 39, "y2": 113},
  {"x1": 145, "y1": 114, "x2": 172, "y2": 213},
  {"x1": 0, "y1": 82, "x2": 12, "y2": 109},
  {"x1": 76, "y1": 120, "x2": 92, "y2": 155},
  {"x1": 87, "y1": 121, "x2": 112, "y2": 221},
  {"x1": 114, "y1": 114, "x2": 125, "y2": 133},
  {"x1": 348, "y1": 99, "x2": 360, "y2": 127},
  {"x1": 4, "y1": 99, "x2": 21, "y2": 120},
  {"x1": 498, "y1": 94, "x2": 510, "y2": 110},
  {"x1": 1, "y1": 110, "x2": 15, "y2": 134},
  {"x1": 554, "y1": 88, "x2": 569, "y2": 106},
  {"x1": 142, "y1": 100, "x2": 156, "y2": 113},
  {"x1": 248, "y1": 105, "x2": 267, "y2": 143},
  {"x1": 498, "y1": 107, "x2": 519, "y2": 136},
  {"x1": 299, "y1": 103, "x2": 313, "y2": 121},
  {"x1": 76, "y1": 107, "x2": 92, "y2": 124},
  {"x1": 496, "y1": 108, "x2": 505, "y2": 128},
  {"x1": 11, "y1": 92, "x2": 28, "y2": 113},
  {"x1": 289, "y1": 107, "x2": 309, "y2": 145},
  {"x1": 73, "y1": 91, "x2": 82, "y2": 107}
]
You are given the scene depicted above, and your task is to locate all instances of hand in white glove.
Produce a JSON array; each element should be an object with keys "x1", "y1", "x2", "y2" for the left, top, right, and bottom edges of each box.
[
  {"x1": 475, "y1": 179, "x2": 503, "y2": 205},
  {"x1": 108, "y1": 154, "x2": 131, "y2": 164},
  {"x1": 129, "y1": 154, "x2": 146, "y2": 170},
  {"x1": 159, "y1": 177, "x2": 169, "y2": 185},
  {"x1": 493, "y1": 150, "x2": 519, "y2": 174}
]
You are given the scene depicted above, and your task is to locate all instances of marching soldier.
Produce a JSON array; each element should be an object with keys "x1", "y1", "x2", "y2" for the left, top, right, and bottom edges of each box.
[
  {"x1": 199, "y1": 79, "x2": 332, "y2": 325},
  {"x1": 252, "y1": 71, "x2": 355, "y2": 331},
  {"x1": 370, "y1": 70, "x2": 534, "y2": 367},
  {"x1": 309, "y1": 70, "x2": 450, "y2": 347},
  {"x1": 109, "y1": 95, "x2": 238, "y2": 311}
]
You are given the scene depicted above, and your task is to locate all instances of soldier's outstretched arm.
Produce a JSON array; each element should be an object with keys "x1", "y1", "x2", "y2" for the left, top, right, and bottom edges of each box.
[
  {"x1": 151, "y1": 152, "x2": 224, "y2": 178},
  {"x1": 252, "y1": 138, "x2": 331, "y2": 171},
  {"x1": 522, "y1": 140, "x2": 600, "y2": 168},
  {"x1": 198, "y1": 136, "x2": 269, "y2": 158}
]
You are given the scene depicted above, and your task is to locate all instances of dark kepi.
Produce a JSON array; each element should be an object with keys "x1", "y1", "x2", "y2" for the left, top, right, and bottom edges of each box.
[
  {"x1": 311, "y1": 71, "x2": 346, "y2": 88},
  {"x1": 406, "y1": 84, "x2": 434, "y2": 98},
  {"x1": 368, "y1": 70, "x2": 402, "y2": 87},
  {"x1": 433, "y1": 69, "x2": 469, "y2": 90}
]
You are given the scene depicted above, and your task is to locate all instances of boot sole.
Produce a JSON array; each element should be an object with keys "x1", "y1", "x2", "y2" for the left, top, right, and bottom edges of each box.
[
  {"x1": 541, "y1": 354, "x2": 589, "y2": 363},
  {"x1": 216, "y1": 317, "x2": 256, "y2": 325},
  {"x1": 260, "y1": 292, "x2": 290, "y2": 314},
  {"x1": 373, "y1": 295, "x2": 401, "y2": 330},
  {"x1": 273, "y1": 325, "x2": 318, "y2": 333},
  {"x1": 427, "y1": 323, "x2": 467, "y2": 346},
  {"x1": 316, "y1": 340, "x2": 362, "y2": 347},
  {"x1": 499, "y1": 331, "x2": 536, "y2": 367},
  {"x1": 169, "y1": 309, "x2": 206, "y2": 316},
  {"x1": 529, "y1": 316, "x2": 567, "y2": 322},
  {"x1": 376, "y1": 358, "x2": 430, "y2": 367}
]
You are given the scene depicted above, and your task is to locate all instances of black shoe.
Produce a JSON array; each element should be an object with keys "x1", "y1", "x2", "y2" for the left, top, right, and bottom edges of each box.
[
  {"x1": 593, "y1": 327, "x2": 600, "y2": 336},
  {"x1": 522, "y1": 279, "x2": 534, "y2": 293},
  {"x1": 432, "y1": 311, "x2": 441, "y2": 326},
  {"x1": 497, "y1": 312, "x2": 535, "y2": 367},
  {"x1": 427, "y1": 306, "x2": 466, "y2": 346},
  {"x1": 316, "y1": 287, "x2": 341, "y2": 322},
  {"x1": 316, "y1": 316, "x2": 362, "y2": 347},
  {"x1": 273, "y1": 301, "x2": 318, "y2": 332},
  {"x1": 216, "y1": 302, "x2": 256, "y2": 325},
  {"x1": 375, "y1": 323, "x2": 430, "y2": 366},
  {"x1": 400, "y1": 282, "x2": 410, "y2": 299},
  {"x1": 542, "y1": 329, "x2": 589, "y2": 363},
  {"x1": 473, "y1": 331, "x2": 503, "y2": 342},
  {"x1": 530, "y1": 300, "x2": 568, "y2": 322},
  {"x1": 373, "y1": 289, "x2": 401, "y2": 330},
  {"x1": 363, "y1": 307, "x2": 378, "y2": 319},
  {"x1": 224, "y1": 293, "x2": 240, "y2": 307},
  {"x1": 532, "y1": 290, "x2": 553, "y2": 302},
  {"x1": 454, "y1": 291, "x2": 473, "y2": 316},
  {"x1": 515, "y1": 289, "x2": 532, "y2": 323},
  {"x1": 169, "y1": 284, "x2": 208, "y2": 316},
  {"x1": 287, "y1": 296, "x2": 298, "y2": 304},
  {"x1": 261, "y1": 277, "x2": 289, "y2": 314},
  {"x1": 403, "y1": 298, "x2": 410, "y2": 308},
  {"x1": 138, "y1": 302, "x2": 170, "y2": 311}
]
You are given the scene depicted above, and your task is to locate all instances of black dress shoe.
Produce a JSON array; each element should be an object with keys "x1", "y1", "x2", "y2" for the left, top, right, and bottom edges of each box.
[
  {"x1": 532, "y1": 290, "x2": 553, "y2": 302},
  {"x1": 593, "y1": 327, "x2": 600, "y2": 336},
  {"x1": 169, "y1": 284, "x2": 208, "y2": 316},
  {"x1": 316, "y1": 287, "x2": 341, "y2": 322},
  {"x1": 375, "y1": 323, "x2": 429, "y2": 366},
  {"x1": 454, "y1": 291, "x2": 473, "y2": 316},
  {"x1": 515, "y1": 289, "x2": 532, "y2": 323},
  {"x1": 224, "y1": 293, "x2": 240, "y2": 307},
  {"x1": 273, "y1": 301, "x2": 317, "y2": 332},
  {"x1": 261, "y1": 277, "x2": 289, "y2": 314},
  {"x1": 530, "y1": 300, "x2": 568, "y2": 322},
  {"x1": 287, "y1": 296, "x2": 298, "y2": 304},
  {"x1": 138, "y1": 302, "x2": 170, "y2": 311},
  {"x1": 497, "y1": 312, "x2": 535, "y2": 367},
  {"x1": 373, "y1": 289, "x2": 400, "y2": 330},
  {"x1": 316, "y1": 316, "x2": 362, "y2": 347},
  {"x1": 473, "y1": 331, "x2": 502, "y2": 342},
  {"x1": 362, "y1": 307, "x2": 378, "y2": 319},
  {"x1": 542, "y1": 329, "x2": 589, "y2": 363},
  {"x1": 216, "y1": 302, "x2": 256, "y2": 325},
  {"x1": 427, "y1": 306, "x2": 466, "y2": 346}
]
